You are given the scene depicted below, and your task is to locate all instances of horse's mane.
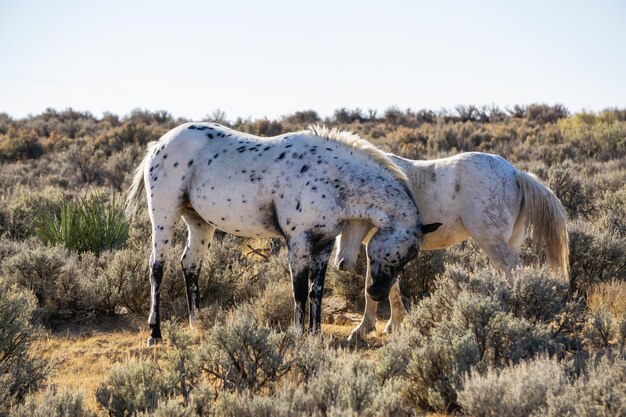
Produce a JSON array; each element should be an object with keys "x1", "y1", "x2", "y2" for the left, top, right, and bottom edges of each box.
[{"x1": 306, "y1": 124, "x2": 414, "y2": 199}]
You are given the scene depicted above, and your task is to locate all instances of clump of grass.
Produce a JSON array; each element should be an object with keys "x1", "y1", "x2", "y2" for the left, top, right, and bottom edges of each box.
[{"x1": 34, "y1": 191, "x2": 129, "y2": 255}]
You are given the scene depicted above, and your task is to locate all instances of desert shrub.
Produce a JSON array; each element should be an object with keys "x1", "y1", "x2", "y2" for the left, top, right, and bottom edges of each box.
[
  {"x1": 525, "y1": 104, "x2": 569, "y2": 124},
  {"x1": 202, "y1": 306, "x2": 297, "y2": 393},
  {"x1": 237, "y1": 118, "x2": 285, "y2": 137},
  {"x1": 542, "y1": 354, "x2": 626, "y2": 417},
  {"x1": 158, "y1": 322, "x2": 207, "y2": 406},
  {"x1": 288, "y1": 355, "x2": 409, "y2": 417},
  {"x1": 34, "y1": 191, "x2": 129, "y2": 255},
  {"x1": 1, "y1": 244, "x2": 76, "y2": 315},
  {"x1": 6, "y1": 187, "x2": 67, "y2": 239},
  {"x1": 199, "y1": 236, "x2": 290, "y2": 310},
  {"x1": 398, "y1": 250, "x2": 446, "y2": 301},
  {"x1": 214, "y1": 351, "x2": 408, "y2": 417},
  {"x1": 0, "y1": 277, "x2": 49, "y2": 415},
  {"x1": 282, "y1": 110, "x2": 320, "y2": 126},
  {"x1": 213, "y1": 391, "x2": 292, "y2": 417},
  {"x1": 253, "y1": 279, "x2": 294, "y2": 329},
  {"x1": 97, "y1": 322, "x2": 212, "y2": 416},
  {"x1": 377, "y1": 266, "x2": 580, "y2": 412},
  {"x1": 93, "y1": 248, "x2": 150, "y2": 314},
  {"x1": 326, "y1": 246, "x2": 368, "y2": 307},
  {"x1": 103, "y1": 144, "x2": 144, "y2": 190},
  {"x1": 600, "y1": 187, "x2": 626, "y2": 237},
  {"x1": 568, "y1": 221, "x2": 626, "y2": 292},
  {"x1": 9, "y1": 388, "x2": 95, "y2": 417},
  {"x1": 547, "y1": 165, "x2": 595, "y2": 218},
  {"x1": 457, "y1": 357, "x2": 565, "y2": 417},
  {"x1": 290, "y1": 334, "x2": 332, "y2": 383},
  {"x1": 95, "y1": 358, "x2": 173, "y2": 417},
  {"x1": 0, "y1": 128, "x2": 44, "y2": 161},
  {"x1": 583, "y1": 307, "x2": 617, "y2": 350}
]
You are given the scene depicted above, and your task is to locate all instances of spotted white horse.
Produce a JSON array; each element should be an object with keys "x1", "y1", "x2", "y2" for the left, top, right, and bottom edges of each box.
[
  {"x1": 336, "y1": 152, "x2": 569, "y2": 341},
  {"x1": 126, "y1": 123, "x2": 441, "y2": 345}
]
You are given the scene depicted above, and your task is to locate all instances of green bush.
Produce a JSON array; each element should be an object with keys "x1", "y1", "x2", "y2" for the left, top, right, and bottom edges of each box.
[{"x1": 34, "y1": 191, "x2": 129, "y2": 255}]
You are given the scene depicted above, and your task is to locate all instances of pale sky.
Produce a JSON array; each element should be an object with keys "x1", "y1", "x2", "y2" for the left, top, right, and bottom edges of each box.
[{"x1": 1, "y1": 0, "x2": 625, "y2": 121}]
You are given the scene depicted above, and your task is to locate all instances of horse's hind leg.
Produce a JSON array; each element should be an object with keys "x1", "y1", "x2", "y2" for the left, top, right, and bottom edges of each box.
[
  {"x1": 181, "y1": 210, "x2": 215, "y2": 328},
  {"x1": 147, "y1": 203, "x2": 181, "y2": 346},
  {"x1": 348, "y1": 255, "x2": 377, "y2": 342},
  {"x1": 479, "y1": 239, "x2": 519, "y2": 278},
  {"x1": 384, "y1": 279, "x2": 406, "y2": 334}
]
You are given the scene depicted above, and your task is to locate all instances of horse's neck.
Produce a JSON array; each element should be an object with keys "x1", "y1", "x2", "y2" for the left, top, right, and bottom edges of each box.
[{"x1": 389, "y1": 156, "x2": 434, "y2": 195}]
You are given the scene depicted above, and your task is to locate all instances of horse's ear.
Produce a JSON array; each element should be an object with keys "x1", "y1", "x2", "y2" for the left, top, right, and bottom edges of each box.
[{"x1": 420, "y1": 222, "x2": 442, "y2": 234}]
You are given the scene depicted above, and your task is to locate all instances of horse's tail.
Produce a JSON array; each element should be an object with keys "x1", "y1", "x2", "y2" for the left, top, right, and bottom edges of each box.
[
  {"x1": 516, "y1": 171, "x2": 569, "y2": 279},
  {"x1": 125, "y1": 141, "x2": 158, "y2": 220}
]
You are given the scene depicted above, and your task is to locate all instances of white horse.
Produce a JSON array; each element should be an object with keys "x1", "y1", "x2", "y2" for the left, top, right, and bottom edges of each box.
[
  {"x1": 335, "y1": 152, "x2": 569, "y2": 341},
  {"x1": 126, "y1": 123, "x2": 440, "y2": 345}
]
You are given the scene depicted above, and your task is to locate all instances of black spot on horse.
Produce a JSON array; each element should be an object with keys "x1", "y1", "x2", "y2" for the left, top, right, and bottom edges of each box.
[
  {"x1": 237, "y1": 146, "x2": 246, "y2": 153},
  {"x1": 263, "y1": 146, "x2": 271, "y2": 151},
  {"x1": 188, "y1": 160, "x2": 194, "y2": 166},
  {"x1": 276, "y1": 152, "x2": 286, "y2": 160},
  {"x1": 174, "y1": 162, "x2": 179, "y2": 167},
  {"x1": 300, "y1": 165, "x2": 309, "y2": 173},
  {"x1": 207, "y1": 133, "x2": 214, "y2": 139},
  {"x1": 285, "y1": 144, "x2": 293, "y2": 148},
  {"x1": 163, "y1": 154, "x2": 167, "y2": 159}
]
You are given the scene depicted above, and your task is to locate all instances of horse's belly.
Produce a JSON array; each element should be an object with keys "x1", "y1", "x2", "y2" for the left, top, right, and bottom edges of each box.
[{"x1": 189, "y1": 185, "x2": 281, "y2": 238}]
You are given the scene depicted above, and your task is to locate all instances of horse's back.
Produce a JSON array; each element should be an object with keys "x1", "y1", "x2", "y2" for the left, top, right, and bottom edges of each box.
[
  {"x1": 400, "y1": 152, "x2": 521, "y2": 249},
  {"x1": 146, "y1": 123, "x2": 416, "y2": 240}
]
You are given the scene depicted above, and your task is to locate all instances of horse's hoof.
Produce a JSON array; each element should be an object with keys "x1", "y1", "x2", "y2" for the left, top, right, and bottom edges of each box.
[
  {"x1": 383, "y1": 321, "x2": 400, "y2": 335},
  {"x1": 347, "y1": 324, "x2": 374, "y2": 343},
  {"x1": 347, "y1": 329, "x2": 364, "y2": 343},
  {"x1": 147, "y1": 336, "x2": 162, "y2": 347}
]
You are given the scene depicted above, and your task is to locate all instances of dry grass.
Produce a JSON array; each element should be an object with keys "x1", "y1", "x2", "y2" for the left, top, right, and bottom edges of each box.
[
  {"x1": 30, "y1": 318, "x2": 149, "y2": 414},
  {"x1": 28, "y1": 312, "x2": 393, "y2": 415},
  {"x1": 587, "y1": 280, "x2": 626, "y2": 316}
]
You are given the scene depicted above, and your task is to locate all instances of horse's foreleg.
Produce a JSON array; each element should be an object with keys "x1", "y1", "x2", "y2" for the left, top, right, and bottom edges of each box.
[
  {"x1": 181, "y1": 212, "x2": 215, "y2": 328},
  {"x1": 348, "y1": 255, "x2": 378, "y2": 342},
  {"x1": 308, "y1": 240, "x2": 334, "y2": 333},
  {"x1": 384, "y1": 280, "x2": 406, "y2": 334},
  {"x1": 287, "y1": 238, "x2": 310, "y2": 334}
]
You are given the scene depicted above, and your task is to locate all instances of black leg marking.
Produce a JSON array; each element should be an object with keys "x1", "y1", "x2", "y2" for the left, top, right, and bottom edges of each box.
[
  {"x1": 149, "y1": 261, "x2": 164, "y2": 341},
  {"x1": 308, "y1": 239, "x2": 334, "y2": 333}
]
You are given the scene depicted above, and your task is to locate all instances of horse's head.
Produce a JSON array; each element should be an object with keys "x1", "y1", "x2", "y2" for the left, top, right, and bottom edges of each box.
[{"x1": 366, "y1": 222, "x2": 442, "y2": 302}]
